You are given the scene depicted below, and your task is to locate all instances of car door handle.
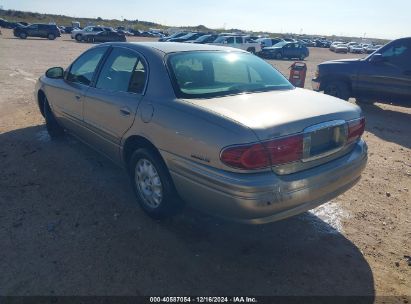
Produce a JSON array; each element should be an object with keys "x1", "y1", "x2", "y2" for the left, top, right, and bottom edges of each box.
[{"x1": 119, "y1": 107, "x2": 131, "y2": 116}]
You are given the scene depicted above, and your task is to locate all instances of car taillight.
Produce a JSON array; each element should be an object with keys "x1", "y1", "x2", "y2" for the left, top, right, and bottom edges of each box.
[
  {"x1": 265, "y1": 134, "x2": 304, "y2": 166},
  {"x1": 220, "y1": 142, "x2": 270, "y2": 170},
  {"x1": 220, "y1": 134, "x2": 303, "y2": 170},
  {"x1": 347, "y1": 117, "x2": 365, "y2": 143}
]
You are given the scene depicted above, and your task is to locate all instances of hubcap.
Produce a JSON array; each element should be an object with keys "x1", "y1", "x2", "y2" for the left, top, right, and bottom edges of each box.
[{"x1": 135, "y1": 159, "x2": 163, "y2": 208}]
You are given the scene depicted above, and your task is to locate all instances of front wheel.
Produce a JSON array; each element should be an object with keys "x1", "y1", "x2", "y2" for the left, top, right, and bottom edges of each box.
[
  {"x1": 299, "y1": 53, "x2": 306, "y2": 60},
  {"x1": 324, "y1": 81, "x2": 351, "y2": 101},
  {"x1": 44, "y1": 98, "x2": 65, "y2": 138},
  {"x1": 275, "y1": 52, "x2": 282, "y2": 60},
  {"x1": 47, "y1": 33, "x2": 56, "y2": 40},
  {"x1": 19, "y1": 32, "x2": 27, "y2": 39},
  {"x1": 129, "y1": 148, "x2": 183, "y2": 219},
  {"x1": 75, "y1": 34, "x2": 82, "y2": 42}
]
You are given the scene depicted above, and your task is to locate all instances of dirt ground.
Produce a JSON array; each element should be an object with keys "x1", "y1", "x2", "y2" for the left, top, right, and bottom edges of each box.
[{"x1": 0, "y1": 29, "x2": 410, "y2": 299}]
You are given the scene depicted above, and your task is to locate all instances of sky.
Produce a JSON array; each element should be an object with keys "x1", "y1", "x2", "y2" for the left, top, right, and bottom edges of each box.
[{"x1": 0, "y1": 0, "x2": 410, "y2": 40}]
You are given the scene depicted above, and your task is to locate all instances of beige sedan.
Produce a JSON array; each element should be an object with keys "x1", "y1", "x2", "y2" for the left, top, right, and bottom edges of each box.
[{"x1": 35, "y1": 42, "x2": 367, "y2": 224}]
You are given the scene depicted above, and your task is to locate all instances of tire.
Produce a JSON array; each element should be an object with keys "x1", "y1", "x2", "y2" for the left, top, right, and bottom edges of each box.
[
  {"x1": 299, "y1": 53, "x2": 306, "y2": 60},
  {"x1": 75, "y1": 34, "x2": 82, "y2": 42},
  {"x1": 47, "y1": 33, "x2": 56, "y2": 40},
  {"x1": 19, "y1": 32, "x2": 27, "y2": 39},
  {"x1": 44, "y1": 98, "x2": 65, "y2": 138},
  {"x1": 275, "y1": 52, "x2": 282, "y2": 60},
  {"x1": 324, "y1": 81, "x2": 351, "y2": 101},
  {"x1": 129, "y1": 148, "x2": 182, "y2": 219},
  {"x1": 247, "y1": 47, "x2": 256, "y2": 54}
]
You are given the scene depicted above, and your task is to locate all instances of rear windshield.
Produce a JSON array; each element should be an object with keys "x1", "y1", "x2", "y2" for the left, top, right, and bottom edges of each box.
[{"x1": 167, "y1": 51, "x2": 293, "y2": 98}]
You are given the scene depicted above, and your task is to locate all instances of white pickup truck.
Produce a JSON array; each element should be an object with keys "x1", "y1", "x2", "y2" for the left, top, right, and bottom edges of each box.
[{"x1": 210, "y1": 36, "x2": 262, "y2": 54}]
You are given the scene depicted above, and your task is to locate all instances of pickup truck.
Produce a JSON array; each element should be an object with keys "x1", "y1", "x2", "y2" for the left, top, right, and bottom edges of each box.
[
  {"x1": 312, "y1": 37, "x2": 411, "y2": 102},
  {"x1": 211, "y1": 36, "x2": 262, "y2": 54}
]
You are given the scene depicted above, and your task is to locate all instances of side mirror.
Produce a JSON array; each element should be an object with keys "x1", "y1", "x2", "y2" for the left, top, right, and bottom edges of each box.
[
  {"x1": 45, "y1": 67, "x2": 64, "y2": 79},
  {"x1": 370, "y1": 53, "x2": 383, "y2": 63}
]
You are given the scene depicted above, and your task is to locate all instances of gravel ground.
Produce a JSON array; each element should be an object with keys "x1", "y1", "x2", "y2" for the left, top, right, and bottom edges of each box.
[{"x1": 0, "y1": 29, "x2": 410, "y2": 299}]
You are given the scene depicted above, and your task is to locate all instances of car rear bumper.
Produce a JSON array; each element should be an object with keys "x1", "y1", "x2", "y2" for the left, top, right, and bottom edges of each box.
[{"x1": 165, "y1": 140, "x2": 367, "y2": 224}]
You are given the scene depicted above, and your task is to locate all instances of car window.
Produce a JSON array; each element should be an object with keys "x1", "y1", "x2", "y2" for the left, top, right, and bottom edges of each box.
[
  {"x1": 380, "y1": 41, "x2": 411, "y2": 68},
  {"x1": 67, "y1": 47, "x2": 108, "y2": 86},
  {"x1": 226, "y1": 37, "x2": 234, "y2": 44},
  {"x1": 235, "y1": 37, "x2": 243, "y2": 44},
  {"x1": 168, "y1": 51, "x2": 293, "y2": 98},
  {"x1": 28, "y1": 24, "x2": 38, "y2": 30},
  {"x1": 96, "y1": 48, "x2": 146, "y2": 93}
]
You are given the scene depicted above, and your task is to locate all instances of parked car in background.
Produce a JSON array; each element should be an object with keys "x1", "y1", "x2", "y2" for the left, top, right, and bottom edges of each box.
[
  {"x1": 167, "y1": 32, "x2": 206, "y2": 42},
  {"x1": 365, "y1": 45, "x2": 383, "y2": 54},
  {"x1": 159, "y1": 31, "x2": 188, "y2": 42},
  {"x1": 314, "y1": 39, "x2": 332, "y2": 48},
  {"x1": 36, "y1": 42, "x2": 367, "y2": 223},
  {"x1": 334, "y1": 44, "x2": 349, "y2": 53},
  {"x1": 259, "y1": 41, "x2": 309, "y2": 60},
  {"x1": 211, "y1": 36, "x2": 262, "y2": 54},
  {"x1": 71, "y1": 26, "x2": 113, "y2": 41},
  {"x1": 255, "y1": 37, "x2": 284, "y2": 48},
  {"x1": 187, "y1": 34, "x2": 218, "y2": 44},
  {"x1": 85, "y1": 31, "x2": 126, "y2": 43},
  {"x1": 312, "y1": 37, "x2": 411, "y2": 102},
  {"x1": 117, "y1": 29, "x2": 133, "y2": 36},
  {"x1": 350, "y1": 44, "x2": 365, "y2": 54},
  {"x1": 62, "y1": 26, "x2": 75, "y2": 34},
  {"x1": 330, "y1": 41, "x2": 344, "y2": 52},
  {"x1": 13, "y1": 23, "x2": 61, "y2": 40}
]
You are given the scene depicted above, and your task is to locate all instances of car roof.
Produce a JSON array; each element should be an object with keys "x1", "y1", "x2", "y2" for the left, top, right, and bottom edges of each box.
[{"x1": 105, "y1": 42, "x2": 247, "y2": 55}]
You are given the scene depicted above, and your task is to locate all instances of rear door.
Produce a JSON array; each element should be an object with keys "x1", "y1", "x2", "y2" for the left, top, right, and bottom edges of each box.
[
  {"x1": 357, "y1": 39, "x2": 411, "y2": 99},
  {"x1": 82, "y1": 46, "x2": 148, "y2": 160},
  {"x1": 26, "y1": 24, "x2": 39, "y2": 37}
]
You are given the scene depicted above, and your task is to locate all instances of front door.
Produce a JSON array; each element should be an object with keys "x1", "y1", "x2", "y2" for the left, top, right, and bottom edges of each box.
[
  {"x1": 357, "y1": 39, "x2": 411, "y2": 100},
  {"x1": 48, "y1": 46, "x2": 109, "y2": 134},
  {"x1": 82, "y1": 46, "x2": 148, "y2": 160}
]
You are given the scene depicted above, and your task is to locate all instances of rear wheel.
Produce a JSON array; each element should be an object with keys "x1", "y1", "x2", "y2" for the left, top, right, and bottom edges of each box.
[
  {"x1": 324, "y1": 81, "x2": 351, "y2": 101},
  {"x1": 275, "y1": 52, "x2": 282, "y2": 60},
  {"x1": 44, "y1": 98, "x2": 65, "y2": 138},
  {"x1": 129, "y1": 148, "x2": 182, "y2": 219},
  {"x1": 19, "y1": 32, "x2": 27, "y2": 39},
  {"x1": 299, "y1": 53, "x2": 306, "y2": 60},
  {"x1": 47, "y1": 33, "x2": 56, "y2": 40},
  {"x1": 247, "y1": 47, "x2": 256, "y2": 54}
]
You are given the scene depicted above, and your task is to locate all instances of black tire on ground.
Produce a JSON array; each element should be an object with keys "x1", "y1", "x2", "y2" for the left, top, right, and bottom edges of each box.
[
  {"x1": 300, "y1": 53, "x2": 306, "y2": 60},
  {"x1": 75, "y1": 34, "x2": 82, "y2": 42},
  {"x1": 129, "y1": 148, "x2": 183, "y2": 219},
  {"x1": 44, "y1": 98, "x2": 65, "y2": 138},
  {"x1": 324, "y1": 81, "x2": 351, "y2": 101},
  {"x1": 19, "y1": 32, "x2": 27, "y2": 39},
  {"x1": 47, "y1": 33, "x2": 56, "y2": 40},
  {"x1": 275, "y1": 52, "x2": 282, "y2": 60},
  {"x1": 247, "y1": 47, "x2": 256, "y2": 54}
]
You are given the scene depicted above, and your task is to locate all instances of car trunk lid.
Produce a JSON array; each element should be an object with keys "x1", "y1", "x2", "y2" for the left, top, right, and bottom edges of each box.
[{"x1": 184, "y1": 88, "x2": 362, "y2": 174}]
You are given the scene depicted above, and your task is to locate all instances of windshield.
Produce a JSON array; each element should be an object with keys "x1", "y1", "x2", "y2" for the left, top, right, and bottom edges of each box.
[
  {"x1": 196, "y1": 35, "x2": 211, "y2": 42},
  {"x1": 167, "y1": 51, "x2": 293, "y2": 99},
  {"x1": 272, "y1": 41, "x2": 287, "y2": 47}
]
